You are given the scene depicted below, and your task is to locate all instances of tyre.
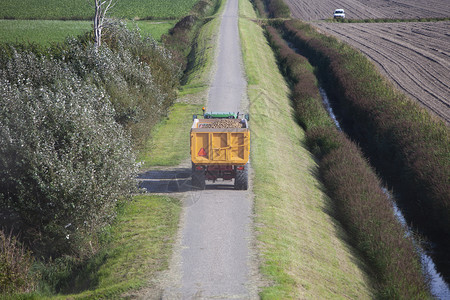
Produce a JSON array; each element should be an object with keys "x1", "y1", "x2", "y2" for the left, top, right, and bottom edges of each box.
[
  {"x1": 234, "y1": 164, "x2": 248, "y2": 190},
  {"x1": 191, "y1": 164, "x2": 205, "y2": 190}
]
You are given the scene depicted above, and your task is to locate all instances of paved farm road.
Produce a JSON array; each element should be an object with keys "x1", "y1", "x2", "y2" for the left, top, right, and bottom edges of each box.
[{"x1": 157, "y1": 0, "x2": 257, "y2": 298}]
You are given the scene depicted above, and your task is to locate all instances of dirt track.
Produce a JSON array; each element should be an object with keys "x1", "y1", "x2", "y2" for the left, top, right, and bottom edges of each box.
[
  {"x1": 284, "y1": 0, "x2": 450, "y2": 20},
  {"x1": 316, "y1": 21, "x2": 450, "y2": 122},
  {"x1": 284, "y1": 0, "x2": 450, "y2": 123}
]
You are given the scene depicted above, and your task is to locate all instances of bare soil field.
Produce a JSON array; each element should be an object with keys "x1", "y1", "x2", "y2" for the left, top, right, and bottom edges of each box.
[
  {"x1": 316, "y1": 21, "x2": 450, "y2": 122},
  {"x1": 284, "y1": 0, "x2": 450, "y2": 20},
  {"x1": 284, "y1": 0, "x2": 450, "y2": 123}
]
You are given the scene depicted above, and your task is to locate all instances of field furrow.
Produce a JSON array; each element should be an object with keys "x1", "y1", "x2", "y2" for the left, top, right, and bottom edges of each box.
[
  {"x1": 285, "y1": 0, "x2": 450, "y2": 20},
  {"x1": 316, "y1": 22, "x2": 450, "y2": 122}
]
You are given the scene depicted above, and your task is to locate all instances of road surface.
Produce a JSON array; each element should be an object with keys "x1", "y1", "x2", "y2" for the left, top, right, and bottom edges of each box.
[{"x1": 148, "y1": 0, "x2": 257, "y2": 298}]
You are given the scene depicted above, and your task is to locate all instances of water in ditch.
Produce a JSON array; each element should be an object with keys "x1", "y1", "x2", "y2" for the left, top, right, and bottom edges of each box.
[{"x1": 319, "y1": 86, "x2": 450, "y2": 299}]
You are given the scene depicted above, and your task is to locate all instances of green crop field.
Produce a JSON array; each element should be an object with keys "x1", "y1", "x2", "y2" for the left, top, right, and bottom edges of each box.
[
  {"x1": 0, "y1": 0, "x2": 199, "y2": 20},
  {"x1": 0, "y1": 20, "x2": 91, "y2": 45},
  {"x1": 0, "y1": 20, "x2": 173, "y2": 45}
]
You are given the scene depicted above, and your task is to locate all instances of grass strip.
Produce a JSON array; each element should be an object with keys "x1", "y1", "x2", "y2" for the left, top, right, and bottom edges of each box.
[
  {"x1": 281, "y1": 19, "x2": 450, "y2": 269},
  {"x1": 138, "y1": 103, "x2": 203, "y2": 169},
  {"x1": 240, "y1": 0, "x2": 373, "y2": 298},
  {"x1": 266, "y1": 25, "x2": 431, "y2": 298},
  {"x1": 57, "y1": 195, "x2": 181, "y2": 299},
  {"x1": 11, "y1": 195, "x2": 180, "y2": 299}
]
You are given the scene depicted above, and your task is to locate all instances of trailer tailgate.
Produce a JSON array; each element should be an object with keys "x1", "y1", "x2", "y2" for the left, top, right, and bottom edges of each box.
[{"x1": 190, "y1": 128, "x2": 250, "y2": 165}]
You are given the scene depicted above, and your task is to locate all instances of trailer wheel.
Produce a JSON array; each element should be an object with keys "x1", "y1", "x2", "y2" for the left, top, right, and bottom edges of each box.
[
  {"x1": 234, "y1": 165, "x2": 248, "y2": 190},
  {"x1": 192, "y1": 164, "x2": 206, "y2": 190}
]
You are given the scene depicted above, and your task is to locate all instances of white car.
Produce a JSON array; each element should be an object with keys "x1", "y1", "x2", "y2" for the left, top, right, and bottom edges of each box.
[{"x1": 333, "y1": 9, "x2": 346, "y2": 19}]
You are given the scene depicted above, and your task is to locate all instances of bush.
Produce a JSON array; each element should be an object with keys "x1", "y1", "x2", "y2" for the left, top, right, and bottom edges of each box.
[
  {"x1": 0, "y1": 54, "x2": 138, "y2": 258},
  {"x1": 263, "y1": 0, "x2": 291, "y2": 18},
  {"x1": 0, "y1": 230, "x2": 36, "y2": 294},
  {"x1": 0, "y1": 22, "x2": 182, "y2": 149},
  {"x1": 250, "y1": 0, "x2": 267, "y2": 18},
  {"x1": 266, "y1": 26, "x2": 333, "y2": 131},
  {"x1": 162, "y1": 0, "x2": 220, "y2": 77}
]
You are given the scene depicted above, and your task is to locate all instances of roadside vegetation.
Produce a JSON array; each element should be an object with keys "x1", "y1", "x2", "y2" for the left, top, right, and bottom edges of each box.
[
  {"x1": 240, "y1": 0, "x2": 374, "y2": 298},
  {"x1": 254, "y1": 0, "x2": 449, "y2": 294},
  {"x1": 0, "y1": 0, "x2": 222, "y2": 297},
  {"x1": 139, "y1": 0, "x2": 225, "y2": 170},
  {"x1": 0, "y1": 23, "x2": 173, "y2": 296},
  {"x1": 281, "y1": 19, "x2": 450, "y2": 276},
  {"x1": 265, "y1": 24, "x2": 431, "y2": 299}
]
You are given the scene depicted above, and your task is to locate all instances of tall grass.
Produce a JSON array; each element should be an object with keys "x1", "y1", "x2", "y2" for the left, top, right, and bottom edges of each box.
[
  {"x1": 0, "y1": 230, "x2": 36, "y2": 294},
  {"x1": 266, "y1": 24, "x2": 431, "y2": 299},
  {"x1": 281, "y1": 19, "x2": 450, "y2": 276}
]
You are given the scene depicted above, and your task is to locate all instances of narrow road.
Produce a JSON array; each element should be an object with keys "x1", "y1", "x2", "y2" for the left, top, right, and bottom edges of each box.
[{"x1": 160, "y1": 0, "x2": 257, "y2": 298}]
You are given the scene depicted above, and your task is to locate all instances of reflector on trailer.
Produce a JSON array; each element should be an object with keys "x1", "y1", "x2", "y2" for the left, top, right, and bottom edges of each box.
[{"x1": 198, "y1": 147, "x2": 207, "y2": 156}]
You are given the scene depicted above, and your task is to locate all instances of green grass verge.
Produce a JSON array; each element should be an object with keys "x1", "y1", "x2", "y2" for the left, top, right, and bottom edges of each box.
[
  {"x1": 56, "y1": 195, "x2": 181, "y2": 299},
  {"x1": 181, "y1": 1, "x2": 225, "y2": 92},
  {"x1": 239, "y1": 0, "x2": 373, "y2": 298},
  {"x1": 1, "y1": 0, "x2": 199, "y2": 20},
  {"x1": 11, "y1": 195, "x2": 180, "y2": 299},
  {"x1": 138, "y1": 103, "x2": 203, "y2": 169}
]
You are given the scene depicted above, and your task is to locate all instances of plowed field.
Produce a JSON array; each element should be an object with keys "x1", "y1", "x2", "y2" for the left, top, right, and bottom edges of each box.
[
  {"x1": 284, "y1": 0, "x2": 450, "y2": 20},
  {"x1": 316, "y1": 22, "x2": 450, "y2": 122},
  {"x1": 285, "y1": 0, "x2": 450, "y2": 123}
]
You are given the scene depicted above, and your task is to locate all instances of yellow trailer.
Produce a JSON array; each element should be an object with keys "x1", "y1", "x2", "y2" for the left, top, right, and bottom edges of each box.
[{"x1": 190, "y1": 112, "x2": 250, "y2": 190}]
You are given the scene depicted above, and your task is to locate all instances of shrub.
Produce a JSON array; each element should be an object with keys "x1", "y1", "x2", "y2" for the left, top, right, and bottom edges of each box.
[
  {"x1": 62, "y1": 22, "x2": 180, "y2": 148},
  {"x1": 264, "y1": 0, "x2": 291, "y2": 18},
  {"x1": 0, "y1": 22, "x2": 182, "y2": 149},
  {"x1": 266, "y1": 26, "x2": 333, "y2": 131},
  {"x1": 0, "y1": 55, "x2": 138, "y2": 258},
  {"x1": 249, "y1": 0, "x2": 267, "y2": 18},
  {"x1": 162, "y1": 0, "x2": 220, "y2": 77},
  {"x1": 0, "y1": 230, "x2": 36, "y2": 294}
]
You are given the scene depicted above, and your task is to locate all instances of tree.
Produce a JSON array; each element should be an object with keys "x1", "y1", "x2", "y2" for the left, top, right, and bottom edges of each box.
[{"x1": 94, "y1": 0, "x2": 115, "y2": 47}]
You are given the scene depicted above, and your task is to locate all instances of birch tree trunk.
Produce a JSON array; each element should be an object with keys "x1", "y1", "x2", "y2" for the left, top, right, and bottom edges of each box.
[{"x1": 94, "y1": 0, "x2": 115, "y2": 48}]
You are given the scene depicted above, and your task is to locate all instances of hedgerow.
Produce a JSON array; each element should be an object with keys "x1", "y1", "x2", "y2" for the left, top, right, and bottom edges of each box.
[
  {"x1": 263, "y1": 0, "x2": 290, "y2": 18},
  {"x1": 162, "y1": 0, "x2": 221, "y2": 75},
  {"x1": 0, "y1": 22, "x2": 181, "y2": 149},
  {"x1": 266, "y1": 24, "x2": 430, "y2": 298},
  {"x1": 0, "y1": 20, "x2": 190, "y2": 259}
]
